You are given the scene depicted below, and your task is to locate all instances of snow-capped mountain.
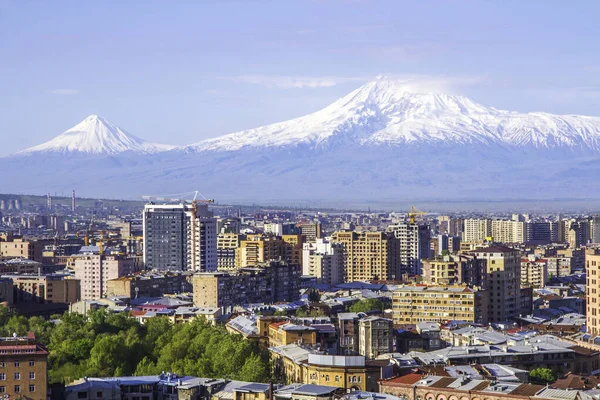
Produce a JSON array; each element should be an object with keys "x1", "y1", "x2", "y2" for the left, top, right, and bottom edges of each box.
[
  {"x1": 187, "y1": 79, "x2": 600, "y2": 153},
  {"x1": 18, "y1": 115, "x2": 174, "y2": 155},
  {"x1": 3, "y1": 78, "x2": 600, "y2": 204}
]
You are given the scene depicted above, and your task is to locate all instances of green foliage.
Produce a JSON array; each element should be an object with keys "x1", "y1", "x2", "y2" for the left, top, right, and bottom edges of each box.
[
  {"x1": 295, "y1": 307, "x2": 326, "y2": 317},
  {"x1": 529, "y1": 368, "x2": 558, "y2": 384},
  {"x1": 307, "y1": 289, "x2": 321, "y2": 303},
  {"x1": 0, "y1": 309, "x2": 272, "y2": 385},
  {"x1": 349, "y1": 298, "x2": 384, "y2": 313}
]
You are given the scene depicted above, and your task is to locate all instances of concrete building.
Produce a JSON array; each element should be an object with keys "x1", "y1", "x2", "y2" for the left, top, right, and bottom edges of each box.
[
  {"x1": 193, "y1": 261, "x2": 300, "y2": 309},
  {"x1": 392, "y1": 285, "x2": 488, "y2": 325},
  {"x1": 106, "y1": 272, "x2": 192, "y2": 298},
  {"x1": 463, "y1": 219, "x2": 491, "y2": 242},
  {"x1": 358, "y1": 317, "x2": 393, "y2": 359},
  {"x1": 143, "y1": 203, "x2": 217, "y2": 271},
  {"x1": 217, "y1": 233, "x2": 243, "y2": 271},
  {"x1": 491, "y1": 219, "x2": 525, "y2": 243},
  {"x1": 74, "y1": 254, "x2": 140, "y2": 300},
  {"x1": 388, "y1": 222, "x2": 430, "y2": 275},
  {"x1": 586, "y1": 254, "x2": 600, "y2": 335},
  {"x1": 546, "y1": 256, "x2": 572, "y2": 277},
  {"x1": 9, "y1": 274, "x2": 80, "y2": 305},
  {"x1": 0, "y1": 277, "x2": 13, "y2": 305},
  {"x1": 297, "y1": 222, "x2": 322, "y2": 242},
  {"x1": 0, "y1": 333, "x2": 49, "y2": 400},
  {"x1": 520, "y1": 258, "x2": 547, "y2": 288},
  {"x1": 302, "y1": 239, "x2": 344, "y2": 285},
  {"x1": 568, "y1": 220, "x2": 590, "y2": 248},
  {"x1": 331, "y1": 231, "x2": 399, "y2": 281},
  {"x1": 237, "y1": 234, "x2": 303, "y2": 269},
  {"x1": 421, "y1": 254, "x2": 487, "y2": 289},
  {"x1": 0, "y1": 238, "x2": 44, "y2": 262},
  {"x1": 470, "y1": 246, "x2": 520, "y2": 322},
  {"x1": 0, "y1": 258, "x2": 42, "y2": 275}
]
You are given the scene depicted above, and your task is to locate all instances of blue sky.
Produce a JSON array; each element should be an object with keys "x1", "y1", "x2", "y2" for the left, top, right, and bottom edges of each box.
[{"x1": 1, "y1": 0, "x2": 600, "y2": 155}]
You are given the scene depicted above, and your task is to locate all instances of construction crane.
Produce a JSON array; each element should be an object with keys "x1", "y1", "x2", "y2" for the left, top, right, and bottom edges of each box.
[
  {"x1": 408, "y1": 206, "x2": 427, "y2": 224},
  {"x1": 141, "y1": 191, "x2": 214, "y2": 205}
]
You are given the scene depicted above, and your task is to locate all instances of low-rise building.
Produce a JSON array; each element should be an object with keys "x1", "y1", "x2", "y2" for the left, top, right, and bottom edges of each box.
[
  {"x1": 358, "y1": 317, "x2": 393, "y2": 359},
  {"x1": 0, "y1": 332, "x2": 49, "y2": 400},
  {"x1": 193, "y1": 261, "x2": 300, "y2": 310},
  {"x1": 106, "y1": 272, "x2": 192, "y2": 298},
  {"x1": 392, "y1": 285, "x2": 488, "y2": 325}
]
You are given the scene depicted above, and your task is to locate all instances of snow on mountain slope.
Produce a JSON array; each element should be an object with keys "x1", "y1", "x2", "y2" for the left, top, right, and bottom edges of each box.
[
  {"x1": 186, "y1": 79, "x2": 600, "y2": 153},
  {"x1": 18, "y1": 115, "x2": 175, "y2": 155}
]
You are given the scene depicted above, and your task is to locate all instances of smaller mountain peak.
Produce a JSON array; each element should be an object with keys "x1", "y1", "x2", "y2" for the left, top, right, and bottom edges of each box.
[{"x1": 16, "y1": 115, "x2": 175, "y2": 155}]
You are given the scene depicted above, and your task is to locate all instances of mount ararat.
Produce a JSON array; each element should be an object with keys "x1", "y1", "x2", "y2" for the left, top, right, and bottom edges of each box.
[{"x1": 3, "y1": 79, "x2": 600, "y2": 205}]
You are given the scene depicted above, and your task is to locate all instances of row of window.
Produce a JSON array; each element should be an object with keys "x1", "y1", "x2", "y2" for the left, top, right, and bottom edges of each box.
[
  {"x1": 0, "y1": 361, "x2": 35, "y2": 367},
  {"x1": 0, "y1": 372, "x2": 36, "y2": 379},
  {"x1": 0, "y1": 384, "x2": 36, "y2": 393}
]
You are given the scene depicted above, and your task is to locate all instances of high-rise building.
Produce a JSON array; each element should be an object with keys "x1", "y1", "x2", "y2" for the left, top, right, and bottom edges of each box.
[
  {"x1": 463, "y1": 219, "x2": 491, "y2": 242},
  {"x1": 331, "y1": 231, "x2": 399, "y2": 281},
  {"x1": 388, "y1": 222, "x2": 430, "y2": 275},
  {"x1": 490, "y1": 219, "x2": 525, "y2": 243},
  {"x1": 586, "y1": 254, "x2": 600, "y2": 335},
  {"x1": 71, "y1": 190, "x2": 76, "y2": 212},
  {"x1": 568, "y1": 220, "x2": 590, "y2": 248},
  {"x1": 143, "y1": 203, "x2": 217, "y2": 271},
  {"x1": 592, "y1": 216, "x2": 600, "y2": 244},
  {"x1": 470, "y1": 246, "x2": 520, "y2": 322}
]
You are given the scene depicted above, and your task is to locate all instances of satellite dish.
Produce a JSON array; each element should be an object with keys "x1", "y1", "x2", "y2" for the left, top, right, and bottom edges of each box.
[{"x1": 12, "y1": 332, "x2": 17, "y2": 338}]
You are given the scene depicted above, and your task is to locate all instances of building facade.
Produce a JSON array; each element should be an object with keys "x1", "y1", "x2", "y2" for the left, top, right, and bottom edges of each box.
[
  {"x1": 391, "y1": 285, "x2": 488, "y2": 325},
  {"x1": 143, "y1": 203, "x2": 217, "y2": 272}
]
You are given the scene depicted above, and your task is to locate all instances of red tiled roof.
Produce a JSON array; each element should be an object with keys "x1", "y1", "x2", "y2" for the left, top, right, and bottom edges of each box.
[{"x1": 382, "y1": 373, "x2": 424, "y2": 385}]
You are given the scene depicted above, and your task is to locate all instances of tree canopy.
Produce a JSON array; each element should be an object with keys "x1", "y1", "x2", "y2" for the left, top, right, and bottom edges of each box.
[
  {"x1": 529, "y1": 368, "x2": 558, "y2": 384},
  {"x1": 0, "y1": 308, "x2": 272, "y2": 384},
  {"x1": 349, "y1": 298, "x2": 384, "y2": 313}
]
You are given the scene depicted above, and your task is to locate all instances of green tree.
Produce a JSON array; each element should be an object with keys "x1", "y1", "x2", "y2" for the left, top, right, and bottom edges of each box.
[
  {"x1": 307, "y1": 289, "x2": 321, "y2": 303},
  {"x1": 349, "y1": 298, "x2": 384, "y2": 313},
  {"x1": 529, "y1": 368, "x2": 558, "y2": 384}
]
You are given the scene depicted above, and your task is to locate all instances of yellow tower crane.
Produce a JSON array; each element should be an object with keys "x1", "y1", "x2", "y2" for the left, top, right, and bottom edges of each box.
[{"x1": 408, "y1": 206, "x2": 427, "y2": 224}]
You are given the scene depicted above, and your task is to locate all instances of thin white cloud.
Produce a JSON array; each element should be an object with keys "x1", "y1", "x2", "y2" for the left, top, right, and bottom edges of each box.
[
  {"x1": 223, "y1": 75, "x2": 367, "y2": 89},
  {"x1": 221, "y1": 73, "x2": 487, "y2": 95},
  {"x1": 51, "y1": 89, "x2": 80, "y2": 95}
]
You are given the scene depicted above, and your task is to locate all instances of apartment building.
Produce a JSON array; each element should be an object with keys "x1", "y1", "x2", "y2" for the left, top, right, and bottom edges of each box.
[
  {"x1": 297, "y1": 222, "x2": 322, "y2": 242},
  {"x1": 193, "y1": 261, "x2": 300, "y2": 309},
  {"x1": 0, "y1": 333, "x2": 48, "y2": 400},
  {"x1": 237, "y1": 234, "x2": 303, "y2": 268},
  {"x1": 520, "y1": 258, "x2": 548, "y2": 288},
  {"x1": 391, "y1": 285, "x2": 488, "y2": 325},
  {"x1": 470, "y1": 246, "x2": 520, "y2": 322},
  {"x1": 586, "y1": 254, "x2": 600, "y2": 335},
  {"x1": 331, "y1": 231, "x2": 399, "y2": 281},
  {"x1": 0, "y1": 238, "x2": 44, "y2": 263},
  {"x1": 143, "y1": 203, "x2": 217, "y2": 272},
  {"x1": 387, "y1": 222, "x2": 430, "y2": 275},
  {"x1": 74, "y1": 254, "x2": 140, "y2": 300},
  {"x1": 10, "y1": 274, "x2": 80, "y2": 305},
  {"x1": 105, "y1": 272, "x2": 192, "y2": 298},
  {"x1": 216, "y1": 233, "x2": 243, "y2": 271},
  {"x1": 463, "y1": 219, "x2": 491, "y2": 242},
  {"x1": 421, "y1": 254, "x2": 487, "y2": 288}
]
